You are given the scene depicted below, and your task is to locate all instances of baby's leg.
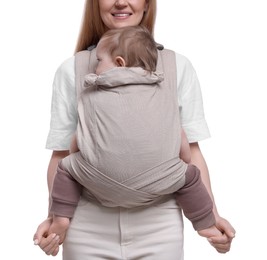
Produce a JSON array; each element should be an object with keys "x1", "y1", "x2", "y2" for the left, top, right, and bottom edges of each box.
[
  {"x1": 50, "y1": 161, "x2": 82, "y2": 218},
  {"x1": 175, "y1": 164, "x2": 215, "y2": 231}
]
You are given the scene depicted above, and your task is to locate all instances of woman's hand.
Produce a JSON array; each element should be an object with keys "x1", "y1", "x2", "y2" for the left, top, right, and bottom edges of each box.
[
  {"x1": 48, "y1": 216, "x2": 70, "y2": 245},
  {"x1": 209, "y1": 216, "x2": 236, "y2": 253},
  {"x1": 33, "y1": 217, "x2": 61, "y2": 256},
  {"x1": 189, "y1": 143, "x2": 236, "y2": 253}
]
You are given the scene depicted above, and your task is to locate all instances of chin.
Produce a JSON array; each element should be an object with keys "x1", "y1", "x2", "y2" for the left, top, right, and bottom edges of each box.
[{"x1": 112, "y1": 20, "x2": 139, "y2": 29}]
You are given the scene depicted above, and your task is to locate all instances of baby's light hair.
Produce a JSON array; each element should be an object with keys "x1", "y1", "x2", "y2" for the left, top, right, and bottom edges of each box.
[{"x1": 99, "y1": 25, "x2": 158, "y2": 72}]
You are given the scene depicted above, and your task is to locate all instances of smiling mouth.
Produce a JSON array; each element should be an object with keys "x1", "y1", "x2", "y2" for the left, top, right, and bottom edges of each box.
[{"x1": 112, "y1": 13, "x2": 132, "y2": 17}]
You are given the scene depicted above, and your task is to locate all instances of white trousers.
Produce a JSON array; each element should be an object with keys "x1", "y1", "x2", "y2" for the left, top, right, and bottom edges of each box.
[{"x1": 63, "y1": 196, "x2": 184, "y2": 260}]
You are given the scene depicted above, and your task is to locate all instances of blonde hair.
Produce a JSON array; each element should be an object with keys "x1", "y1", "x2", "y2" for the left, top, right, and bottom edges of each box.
[
  {"x1": 75, "y1": 0, "x2": 157, "y2": 53},
  {"x1": 100, "y1": 25, "x2": 158, "y2": 72}
]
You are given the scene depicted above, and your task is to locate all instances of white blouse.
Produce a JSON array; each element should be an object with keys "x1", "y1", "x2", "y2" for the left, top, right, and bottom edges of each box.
[{"x1": 46, "y1": 52, "x2": 210, "y2": 150}]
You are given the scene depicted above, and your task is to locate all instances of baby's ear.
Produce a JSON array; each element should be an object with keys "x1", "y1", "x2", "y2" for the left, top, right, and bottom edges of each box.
[{"x1": 115, "y1": 56, "x2": 126, "y2": 67}]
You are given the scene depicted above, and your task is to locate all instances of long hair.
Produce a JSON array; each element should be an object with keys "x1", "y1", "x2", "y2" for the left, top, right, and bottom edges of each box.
[{"x1": 74, "y1": 0, "x2": 157, "y2": 53}]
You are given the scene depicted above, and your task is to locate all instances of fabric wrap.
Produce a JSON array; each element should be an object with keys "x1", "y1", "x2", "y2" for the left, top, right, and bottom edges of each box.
[
  {"x1": 60, "y1": 48, "x2": 188, "y2": 208},
  {"x1": 62, "y1": 154, "x2": 186, "y2": 208}
]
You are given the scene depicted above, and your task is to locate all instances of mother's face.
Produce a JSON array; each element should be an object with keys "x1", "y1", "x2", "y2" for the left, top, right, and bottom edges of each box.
[{"x1": 99, "y1": 0, "x2": 148, "y2": 29}]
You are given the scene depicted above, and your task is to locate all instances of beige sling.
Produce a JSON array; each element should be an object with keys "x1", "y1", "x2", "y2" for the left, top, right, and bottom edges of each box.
[{"x1": 61, "y1": 47, "x2": 188, "y2": 208}]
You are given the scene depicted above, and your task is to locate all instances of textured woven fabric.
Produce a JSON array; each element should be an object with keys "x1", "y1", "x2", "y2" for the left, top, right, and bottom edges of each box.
[{"x1": 62, "y1": 49, "x2": 188, "y2": 207}]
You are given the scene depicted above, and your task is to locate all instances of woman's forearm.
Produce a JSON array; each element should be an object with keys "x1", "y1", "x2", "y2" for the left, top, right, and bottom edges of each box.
[{"x1": 47, "y1": 150, "x2": 69, "y2": 191}]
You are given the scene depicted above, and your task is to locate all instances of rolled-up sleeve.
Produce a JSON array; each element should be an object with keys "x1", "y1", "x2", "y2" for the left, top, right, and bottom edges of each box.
[
  {"x1": 176, "y1": 53, "x2": 210, "y2": 143},
  {"x1": 46, "y1": 56, "x2": 78, "y2": 150}
]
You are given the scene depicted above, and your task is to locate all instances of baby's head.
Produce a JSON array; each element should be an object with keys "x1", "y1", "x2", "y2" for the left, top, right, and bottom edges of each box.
[{"x1": 95, "y1": 25, "x2": 158, "y2": 75}]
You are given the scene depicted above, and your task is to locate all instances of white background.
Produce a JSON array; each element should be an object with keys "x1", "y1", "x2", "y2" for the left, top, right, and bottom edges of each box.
[{"x1": 0, "y1": 0, "x2": 266, "y2": 259}]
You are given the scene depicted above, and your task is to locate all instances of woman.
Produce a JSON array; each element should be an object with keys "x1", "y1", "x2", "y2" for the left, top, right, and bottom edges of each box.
[{"x1": 34, "y1": 0, "x2": 235, "y2": 259}]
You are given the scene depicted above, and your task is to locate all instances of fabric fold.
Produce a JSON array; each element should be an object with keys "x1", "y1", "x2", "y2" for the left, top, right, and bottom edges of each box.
[{"x1": 61, "y1": 153, "x2": 187, "y2": 208}]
